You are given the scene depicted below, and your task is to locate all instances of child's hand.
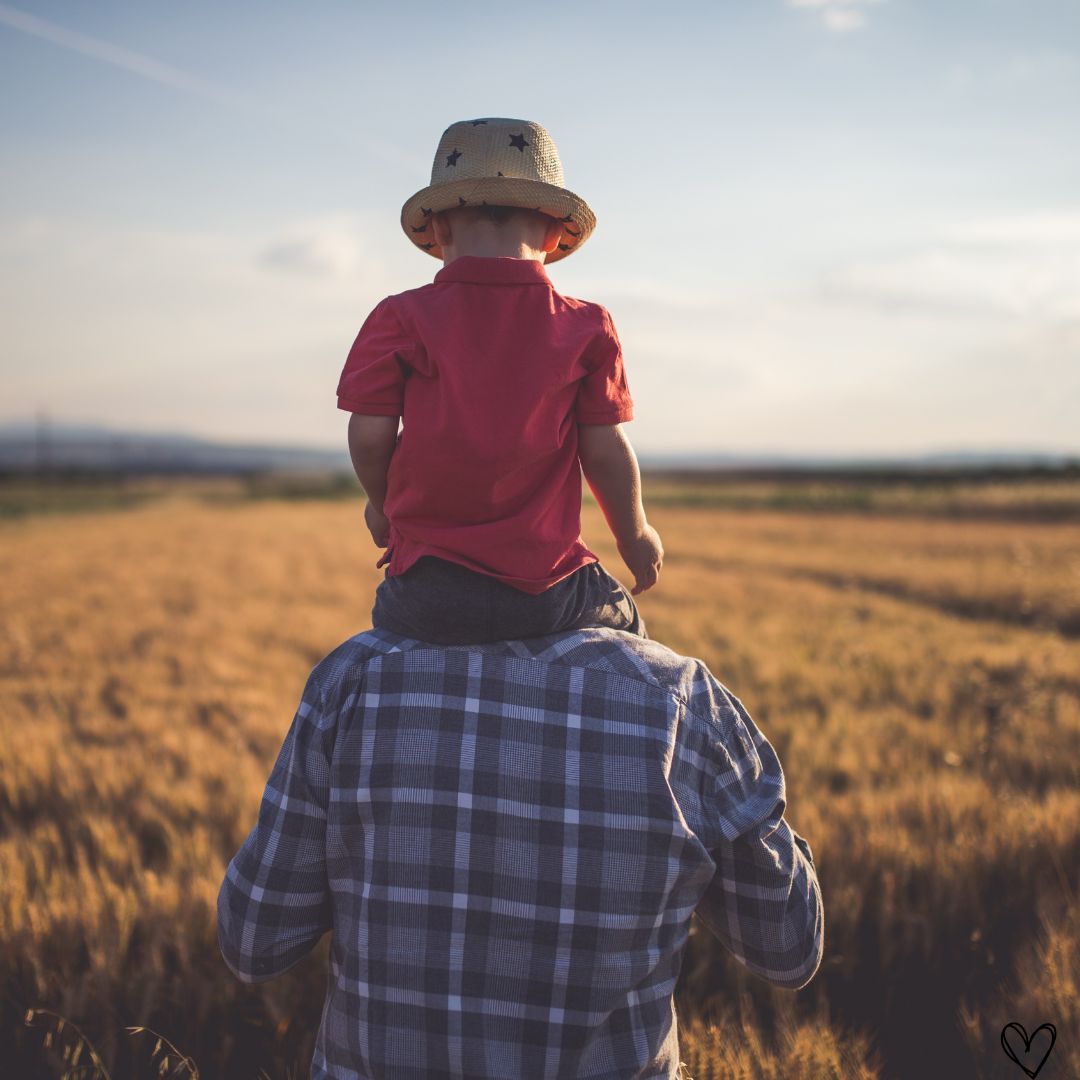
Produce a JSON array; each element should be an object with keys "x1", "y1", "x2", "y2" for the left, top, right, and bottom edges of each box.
[
  {"x1": 364, "y1": 502, "x2": 390, "y2": 547},
  {"x1": 618, "y1": 524, "x2": 664, "y2": 596}
]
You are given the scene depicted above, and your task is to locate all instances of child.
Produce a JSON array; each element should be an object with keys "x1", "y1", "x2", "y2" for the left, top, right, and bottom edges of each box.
[{"x1": 337, "y1": 117, "x2": 663, "y2": 645}]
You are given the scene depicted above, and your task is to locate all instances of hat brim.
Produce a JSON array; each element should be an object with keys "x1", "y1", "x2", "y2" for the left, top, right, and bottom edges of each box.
[{"x1": 400, "y1": 177, "x2": 595, "y2": 264}]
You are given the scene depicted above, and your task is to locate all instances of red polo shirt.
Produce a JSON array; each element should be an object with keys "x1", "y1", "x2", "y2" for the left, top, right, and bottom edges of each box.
[{"x1": 337, "y1": 255, "x2": 634, "y2": 593}]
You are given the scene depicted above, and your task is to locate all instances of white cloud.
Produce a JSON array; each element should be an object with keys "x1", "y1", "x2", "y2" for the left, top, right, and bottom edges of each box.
[
  {"x1": 258, "y1": 216, "x2": 380, "y2": 281},
  {"x1": 581, "y1": 213, "x2": 1080, "y2": 455},
  {"x1": 788, "y1": 0, "x2": 883, "y2": 33},
  {"x1": 0, "y1": 215, "x2": 412, "y2": 445},
  {"x1": 823, "y1": 8, "x2": 866, "y2": 31},
  {"x1": 942, "y1": 212, "x2": 1080, "y2": 247},
  {"x1": 788, "y1": 0, "x2": 880, "y2": 9},
  {"x1": 946, "y1": 50, "x2": 1079, "y2": 95},
  {"x1": 818, "y1": 211, "x2": 1080, "y2": 323}
]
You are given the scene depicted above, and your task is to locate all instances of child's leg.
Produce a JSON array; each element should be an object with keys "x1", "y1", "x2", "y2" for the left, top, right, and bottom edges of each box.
[
  {"x1": 542, "y1": 562, "x2": 647, "y2": 639},
  {"x1": 372, "y1": 556, "x2": 502, "y2": 644},
  {"x1": 483, "y1": 561, "x2": 645, "y2": 640},
  {"x1": 373, "y1": 557, "x2": 646, "y2": 644}
]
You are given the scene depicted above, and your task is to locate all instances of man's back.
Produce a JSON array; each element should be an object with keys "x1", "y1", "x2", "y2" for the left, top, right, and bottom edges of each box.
[{"x1": 218, "y1": 628, "x2": 823, "y2": 1080}]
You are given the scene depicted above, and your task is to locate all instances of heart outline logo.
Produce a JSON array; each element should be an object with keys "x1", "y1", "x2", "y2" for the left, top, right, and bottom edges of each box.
[{"x1": 1000, "y1": 1022, "x2": 1057, "y2": 1078}]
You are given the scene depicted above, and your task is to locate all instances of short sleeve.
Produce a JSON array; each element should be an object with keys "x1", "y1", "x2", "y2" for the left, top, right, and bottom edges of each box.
[
  {"x1": 575, "y1": 306, "x2": 634, "y2": 425},
  {"x1": 336, "y1": 298, "x2": 413, "y2": 416}
]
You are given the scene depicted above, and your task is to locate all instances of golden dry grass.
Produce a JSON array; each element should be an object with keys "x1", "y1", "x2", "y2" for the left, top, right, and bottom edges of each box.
[{"x1": 2, "y1": 491, "x2": 1079, "y2": 1077}]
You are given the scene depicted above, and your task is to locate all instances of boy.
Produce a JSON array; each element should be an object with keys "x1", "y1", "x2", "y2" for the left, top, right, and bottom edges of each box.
[{"x1": 338, "y1": 117, "x2": 663, "y2": 644}]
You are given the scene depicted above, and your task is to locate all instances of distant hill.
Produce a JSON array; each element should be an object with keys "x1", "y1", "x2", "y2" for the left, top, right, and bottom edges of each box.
[
  {"x1": 639, "y1": 449, "x2": 1079, "y2": 473},
  {"x1": 0, "y1": 421, "x2": 349, "y2": 474},
  {"x1": 0, "y1": 420, "x2": 1075, "y2": 475}
]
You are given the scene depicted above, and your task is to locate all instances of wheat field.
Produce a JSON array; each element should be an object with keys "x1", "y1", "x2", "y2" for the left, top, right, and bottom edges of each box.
[{"x1": 2, "y1": 485, "x2": 1078, "y2": 1078}]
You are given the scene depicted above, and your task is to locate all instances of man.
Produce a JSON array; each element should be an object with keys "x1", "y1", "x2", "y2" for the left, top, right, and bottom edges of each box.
[{"x1": 218, "y1": 627, "x2": 824, "y2": 1079}]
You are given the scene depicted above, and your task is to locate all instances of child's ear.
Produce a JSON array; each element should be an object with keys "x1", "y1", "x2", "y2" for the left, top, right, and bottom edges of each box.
[
  {"x1": 432, "y1": 211, "x2": 452, "y2": 247},
  {"x1": 542, "y1": 215, "x2": 563, "y2": 254}
]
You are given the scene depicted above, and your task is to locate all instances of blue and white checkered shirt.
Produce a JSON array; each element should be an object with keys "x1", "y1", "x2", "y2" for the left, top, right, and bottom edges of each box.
[{"x1": 218, "y1": 628, "x2": 823, "y2": 1079}]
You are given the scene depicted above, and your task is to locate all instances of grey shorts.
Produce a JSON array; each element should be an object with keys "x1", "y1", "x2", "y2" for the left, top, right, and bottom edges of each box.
[{"x1": 372, "y1": 557, "x2": 646, "y2": 645}]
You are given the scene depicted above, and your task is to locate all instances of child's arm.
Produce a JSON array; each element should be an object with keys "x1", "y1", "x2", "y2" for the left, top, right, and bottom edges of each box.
[
  {"x1": 347, "y1": 413, "x2": 399, "y2": 547},
  {"x1": 578, "y1": 423, "x2": 663, "y2": 595}
]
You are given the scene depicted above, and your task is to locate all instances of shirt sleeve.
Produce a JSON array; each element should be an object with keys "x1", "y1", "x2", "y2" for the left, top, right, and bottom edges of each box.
[
  {"x1": 685, "y1": 669, "x2": 825, "y2": 991},
  {"x1": 217, "y1": 668, "x2": 333, "y2": 983},
  {"x1": 337, "y1": 297, "x2": 413, "y2": 416},
  {"x1": 575, "y1": 306, "x2": 634, "y2": 425}
]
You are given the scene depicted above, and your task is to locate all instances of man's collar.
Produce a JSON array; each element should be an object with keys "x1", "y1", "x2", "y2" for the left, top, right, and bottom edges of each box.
[{"x1": 434, "y1": 255, "x2": 553, "y2": 287}]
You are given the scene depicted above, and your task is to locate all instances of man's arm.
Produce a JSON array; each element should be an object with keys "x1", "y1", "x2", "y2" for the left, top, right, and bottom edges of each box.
[
  {"x1": 217, "y1": 670, "x2": 333, "y2": 983},
  {"x1": 348, "y1": 413, "x2": 399, "y2": 547},
  {"x1": 689, "y1": 677, "x2": 824, "y2": 990},
  {"x1": 578, "y1": 423, "x2": 663, "y2": 595}
]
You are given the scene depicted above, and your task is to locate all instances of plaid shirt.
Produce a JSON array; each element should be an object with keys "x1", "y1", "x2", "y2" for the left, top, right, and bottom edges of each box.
[{"x1": 218, "y1": 628, "x2": 823, "y2": 1079}]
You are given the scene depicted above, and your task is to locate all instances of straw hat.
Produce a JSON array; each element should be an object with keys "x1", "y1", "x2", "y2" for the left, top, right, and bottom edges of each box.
[{"x1": 400, "y1": 118, "x2": 596, "y2": 264}]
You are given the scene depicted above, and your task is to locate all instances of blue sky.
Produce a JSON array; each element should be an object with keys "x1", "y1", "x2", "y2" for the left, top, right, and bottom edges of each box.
[{"x1": 1, "y1": 0, "x2": 1078, "y2": 455}]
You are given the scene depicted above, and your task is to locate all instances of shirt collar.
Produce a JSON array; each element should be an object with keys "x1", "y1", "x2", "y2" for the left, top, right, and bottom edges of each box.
[{"x1": 434, "y1": 255, "x2": 552, "y2": 287}]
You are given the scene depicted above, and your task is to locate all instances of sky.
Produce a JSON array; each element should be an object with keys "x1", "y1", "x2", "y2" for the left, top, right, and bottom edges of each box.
[{"x1": 1, "y1": 0, "x2": 1078, "y2": 456}]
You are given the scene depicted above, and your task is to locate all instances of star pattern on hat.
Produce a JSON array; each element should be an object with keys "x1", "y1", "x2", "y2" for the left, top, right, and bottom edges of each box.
[{"x1": 409, "y1": 121, "x2": 589, "y2": 260}]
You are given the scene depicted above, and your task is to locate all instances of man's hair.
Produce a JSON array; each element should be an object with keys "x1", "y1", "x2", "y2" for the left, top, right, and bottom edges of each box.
[{"x1": 447, "y1": 204, "x2": 552, "y2": 228}]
